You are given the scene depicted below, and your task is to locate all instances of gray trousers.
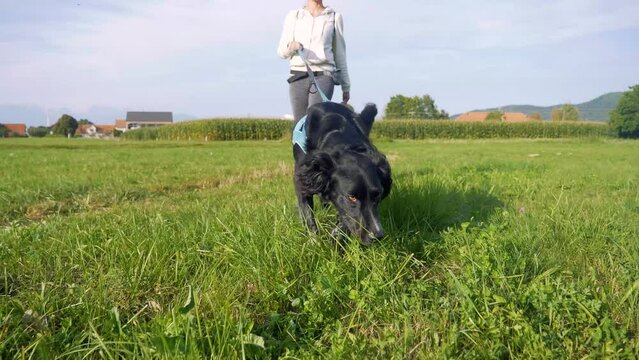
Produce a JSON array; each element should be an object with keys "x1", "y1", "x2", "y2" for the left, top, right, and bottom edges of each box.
[{"x1": 289, "y1": 74, "x2": 335, "y2": 124}]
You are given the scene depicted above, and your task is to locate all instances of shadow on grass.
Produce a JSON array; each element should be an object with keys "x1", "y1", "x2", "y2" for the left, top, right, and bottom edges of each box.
[{"x1": 380, "y1": 171, "x2": 503, "y2": 261}]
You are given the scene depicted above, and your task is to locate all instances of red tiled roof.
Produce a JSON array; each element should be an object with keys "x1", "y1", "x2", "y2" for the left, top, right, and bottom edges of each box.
[
  {"x1": 115, "y1": 119, "x2": 127, "y2": 129},
  {"x1": 456, "y1": 112, "x2": 489, "y2": 122},
  {"x1": 502, "y1": 112, "x2": 529, "y2": 122},
  {"x1": 1, "y1": 123, "x2": 27, "y2": 136},
  {"x1": 75, "y1": 124, "x2": 116, "y2": 135},
  {"x1": 75, "y1": 124, "x2": 93, "y2": 135},
  {"x1": 456, "y1": 112, "x2": 530, "y2": 122},
  {"x1": 95, "y1": 125, "x2": 115, "y2": 133}
]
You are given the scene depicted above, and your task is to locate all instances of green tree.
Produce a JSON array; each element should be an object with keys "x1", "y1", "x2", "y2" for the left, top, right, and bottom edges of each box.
[
  {"x1": 551, "y1": 104, "x2": 580, "y2": 121},
  {"x1": 28, "y1": 126, "x2": 50, "y2": 138},
  {"x1": 0, "y1": 124, "x2": 7, "y2": 137},
  {"x1": 78, "y1": 119, "x2": 93, "y2": 125},
  {"x1": 485, "y1": 111, "x2": 504, "y2": 121},
  {"x1": 385, "y1": 95, "x2": 449, "y2": 119},
  {"x1": 610, "y1": 84, "x2": 639, "y2": 138},
  {"x1": 52, "y1": 114, "x2": 79, "y2": 137}
]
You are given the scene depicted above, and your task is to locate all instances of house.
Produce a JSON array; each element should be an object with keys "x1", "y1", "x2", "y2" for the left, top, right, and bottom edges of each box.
[
  {"x1": 0, "y1": 123, "x2": 27, "y2": 137},
  {"x1": 114, "y1": 119, "x2": 127, "y2": 132},
  {"x1": 456, "y1": 111, "x2": 530, "y2": 122},
  {"x1": 75, "y1": 124, "x2": 116, "y2": 138},
  {"x1": 116, "y1": 112, "x2": 173, "y2": 131}
]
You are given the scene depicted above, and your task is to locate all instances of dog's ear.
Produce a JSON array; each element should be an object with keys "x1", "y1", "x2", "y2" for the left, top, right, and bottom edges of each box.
[
  {"x1": 305, "y1": 105, "x2": 326, "y2": 137},
  {"x1": 356, "y1": 103, "x2": 377, "y2": 137},
  {"x1": 296, "y1": 151, "x2": 335, "y2": 196}
]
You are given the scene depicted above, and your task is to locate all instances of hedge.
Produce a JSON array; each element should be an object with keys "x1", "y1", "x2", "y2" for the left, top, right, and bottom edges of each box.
[{"x1": 122, "y1": 118, "x2": 612, "y2": 141}]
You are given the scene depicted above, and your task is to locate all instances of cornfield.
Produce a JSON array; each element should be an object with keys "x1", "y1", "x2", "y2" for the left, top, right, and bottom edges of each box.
[
  {"x1": 122, "y1": 118, "x2": 612, "y2": 141},
  {"x1": 122, "y1": 119, "x2": 291, "y2": 141},
  {"x1": 374, "y1": 120, "x2": 612, "y2": 139}
]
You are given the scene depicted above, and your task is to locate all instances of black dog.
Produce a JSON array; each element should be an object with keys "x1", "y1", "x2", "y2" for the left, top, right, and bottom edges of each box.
[{"x1": 293, "y1": 102, "x2": 392, "y2": 245}]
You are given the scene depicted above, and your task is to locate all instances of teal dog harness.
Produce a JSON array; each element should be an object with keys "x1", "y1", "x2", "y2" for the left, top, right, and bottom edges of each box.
[{"x1": 292, "y1": 114, "x2": 308, "y2": 152}]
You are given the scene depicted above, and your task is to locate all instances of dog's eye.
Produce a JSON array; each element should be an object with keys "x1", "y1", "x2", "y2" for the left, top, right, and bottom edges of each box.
[{"x1": 347, "y1": 195, "x2": 358, "y2": 203}]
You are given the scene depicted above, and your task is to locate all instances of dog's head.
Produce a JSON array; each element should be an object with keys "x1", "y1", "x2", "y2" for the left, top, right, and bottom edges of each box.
[{"x1": 296, "y1": 104, "x2": 392, "y2": 245}]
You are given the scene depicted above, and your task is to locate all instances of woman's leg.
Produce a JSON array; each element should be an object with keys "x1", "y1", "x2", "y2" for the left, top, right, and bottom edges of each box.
[
  {"x1": 290, "y1": 75, "x2": 335, "y2": 123},
  {"x1": 289, "y1": 77, "x2": 311, "y2": 123}
]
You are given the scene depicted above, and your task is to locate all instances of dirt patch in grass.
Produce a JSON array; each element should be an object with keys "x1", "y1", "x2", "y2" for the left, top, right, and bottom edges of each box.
[
  {"x1": 10, "y1": 162, "x2": 292, "y2": 226},
  {"x1": 174, "y1": 161, "x2": 291, "y2": 192},
  {"x1": 23, "y1": 195, "x2": 115, "y2": 222},
  {"x1": 25, "y1": 200, "x2": 60, "y2": 221}
]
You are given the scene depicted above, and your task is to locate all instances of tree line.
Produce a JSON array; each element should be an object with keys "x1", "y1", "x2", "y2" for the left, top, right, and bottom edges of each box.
[
  {"x1": 27, "y1": 115, "x2": 93, "y2": 137},
  {"x1": 384, "y1": 95, "x2": 449, "y2": 119},
  {"x1": 383, "y1": 86, "x2": 639, "y2": 139}
]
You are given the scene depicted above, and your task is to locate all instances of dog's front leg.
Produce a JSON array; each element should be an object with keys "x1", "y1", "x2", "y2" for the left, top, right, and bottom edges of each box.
[
  {"x1": 319, "y1": 194, "x2": 331, "y2": 209},
  {"x1": 296, "y1": 191, "x2": 318, "y2": 233}
]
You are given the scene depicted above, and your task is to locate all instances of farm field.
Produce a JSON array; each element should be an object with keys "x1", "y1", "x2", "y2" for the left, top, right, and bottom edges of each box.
[{"x1": 1, "y1": 137, "x2": 638, "y2": 358}]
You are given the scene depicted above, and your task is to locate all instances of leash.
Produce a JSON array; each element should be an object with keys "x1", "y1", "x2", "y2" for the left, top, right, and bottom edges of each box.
[
  {"x1": 297, "y1": 48, "x2": 330, "y2": 102},
  {"x1": 292, "y1": 47, "x2": 331, "y2": 153}
]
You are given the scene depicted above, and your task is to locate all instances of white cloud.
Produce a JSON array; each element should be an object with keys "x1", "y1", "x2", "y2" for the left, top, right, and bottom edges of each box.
[
  {"x1": 0, "y1": 1, "x2": 292, "y2": 110},
  {"x1": 342, "y1": 0, "x2": 639, "y2": 50},
  {"x1": 10, "y1": 1, "x2": 284, "y2": 75}
]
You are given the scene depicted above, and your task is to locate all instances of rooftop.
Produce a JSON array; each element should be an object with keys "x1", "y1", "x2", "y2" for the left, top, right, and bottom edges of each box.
[{"x1": 126, "y1": 112, "x2": 173, "y2": 123}]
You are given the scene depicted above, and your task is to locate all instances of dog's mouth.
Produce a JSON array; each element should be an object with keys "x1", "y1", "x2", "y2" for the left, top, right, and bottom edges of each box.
[
  {"x1": 336, "y1": 208, "x2": 385, "y2": 245},
  {"x1": 346, "y1": 218, "x2": 383, "y2": 245},
  {"x1": 359, "y1": 232, "x2": 374, "y2": 246},
  {"x1": 358, "y1": 227, "x2": 384, "y2": 246},
  {"x1": 334, "y1": 220, "x2": 382, "y2": 246}
]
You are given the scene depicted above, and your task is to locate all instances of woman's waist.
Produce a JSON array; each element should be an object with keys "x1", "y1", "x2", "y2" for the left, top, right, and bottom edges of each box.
[
  {"x1": 289, "y1": 62, "x2": 335, "y2": 73},
  {"x1": 289, "y1": 70, "x2": 334, "y2": 77}
]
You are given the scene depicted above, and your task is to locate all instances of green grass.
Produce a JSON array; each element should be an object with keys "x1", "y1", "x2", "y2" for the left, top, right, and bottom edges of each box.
[{"x1": 1, "y1": 137, "x2": 638, "y2": 358}]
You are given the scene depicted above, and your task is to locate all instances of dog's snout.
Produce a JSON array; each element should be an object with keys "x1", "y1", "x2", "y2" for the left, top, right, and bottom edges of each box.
[{"x1": 368, "y1": 210, "x2": 384, "y2": 240}]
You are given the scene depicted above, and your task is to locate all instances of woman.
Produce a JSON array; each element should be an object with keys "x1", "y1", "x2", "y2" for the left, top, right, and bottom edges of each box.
[{"x1": 277, "y1": 0, "x2": 351, "y2": 123}]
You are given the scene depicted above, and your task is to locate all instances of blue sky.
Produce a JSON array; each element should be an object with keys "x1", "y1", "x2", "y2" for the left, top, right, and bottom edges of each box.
[{"x1": 1, "y1": 0, "x2": 638, "y2": 125}]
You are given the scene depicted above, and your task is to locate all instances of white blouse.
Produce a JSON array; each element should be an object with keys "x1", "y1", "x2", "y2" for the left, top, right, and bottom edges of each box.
[{"x1": 277, "y1": 7, "x2": 351, "y2": 92}]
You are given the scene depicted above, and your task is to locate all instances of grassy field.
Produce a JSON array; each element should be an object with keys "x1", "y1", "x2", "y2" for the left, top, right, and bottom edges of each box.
[{"x1": 1, "y1": 137, "x2": 638, "y2": 358}]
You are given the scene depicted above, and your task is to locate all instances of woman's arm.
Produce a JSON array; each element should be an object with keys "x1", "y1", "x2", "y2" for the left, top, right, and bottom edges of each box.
[
  {"x1": 333, "y1": 13, "x2": 351, "y2": 95},
  {"x1": 277, "y1": 10, "x2": 298, "y2": 59}
]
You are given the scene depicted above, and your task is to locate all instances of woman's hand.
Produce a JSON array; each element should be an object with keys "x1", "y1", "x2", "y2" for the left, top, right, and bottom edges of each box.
[
  {"x1": 287, "y1": 41, "x2": 302, "y2": 54},
  {"x1": 342, "y1": 91, "x2": 350, "y2": 105}
]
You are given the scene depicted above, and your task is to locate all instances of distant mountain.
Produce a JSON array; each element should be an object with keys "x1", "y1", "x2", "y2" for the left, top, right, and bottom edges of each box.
[
  {"x1": 0, "y1": 104, "x2": 197, "y2": 127},
  {"x1": 466, "y1": 92, "x2": 623, "y2": 121}
]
